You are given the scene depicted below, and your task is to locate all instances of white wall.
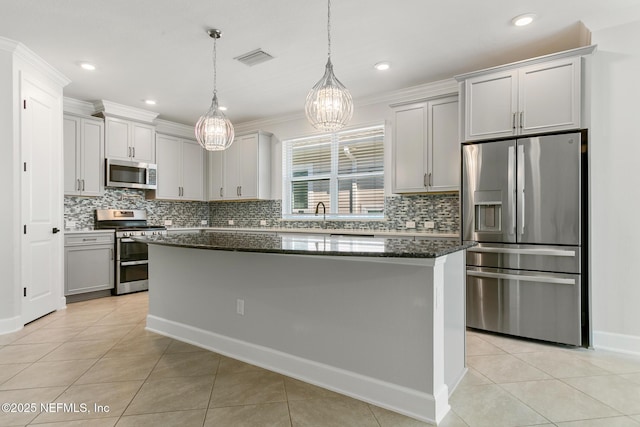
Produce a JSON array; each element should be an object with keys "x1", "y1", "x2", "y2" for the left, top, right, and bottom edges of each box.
[
  {"x1": 0, "y1": 44, "x2": 20, "y2": 330},
  {"x1": 590, "y1": 19, "x2": 640, "y2": 354}
]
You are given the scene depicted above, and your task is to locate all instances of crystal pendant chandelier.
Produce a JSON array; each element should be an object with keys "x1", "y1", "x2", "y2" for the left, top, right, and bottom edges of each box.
[
  {"x1": 305, "y1": 0, "x2": 353, "y2": 131},
  {"x1": 195, "y1": 29, "x2": 235, "y2": 151}
]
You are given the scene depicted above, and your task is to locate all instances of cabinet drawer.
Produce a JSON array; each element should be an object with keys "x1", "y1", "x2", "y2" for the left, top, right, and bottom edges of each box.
[{"x1": 65, "y1": 233, "x2": 114, "y2": 246}]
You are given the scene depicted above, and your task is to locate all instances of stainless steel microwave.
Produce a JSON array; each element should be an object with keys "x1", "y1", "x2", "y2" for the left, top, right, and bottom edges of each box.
[{"x1": 106, "y1": 159, "x2": 157, "y2": 190}]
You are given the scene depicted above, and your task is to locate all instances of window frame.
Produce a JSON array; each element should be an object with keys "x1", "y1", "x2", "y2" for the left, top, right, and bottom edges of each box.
[{"x1": 282, "y1": 124, "x2": 385, "y2": 220}]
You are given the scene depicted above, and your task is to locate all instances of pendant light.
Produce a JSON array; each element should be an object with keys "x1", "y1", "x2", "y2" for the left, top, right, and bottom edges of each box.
[
  {"x1": 195, "y1": 29, "x2": 235, "y2": 151},
  {"x1": 305, "y1": 0, "x2": 353, "y2": 132}
]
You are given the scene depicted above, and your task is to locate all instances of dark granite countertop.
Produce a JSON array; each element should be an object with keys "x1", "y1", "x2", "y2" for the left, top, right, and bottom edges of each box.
[{"x1": 137, "y1": 231, "x2": 475, "y2": 258}]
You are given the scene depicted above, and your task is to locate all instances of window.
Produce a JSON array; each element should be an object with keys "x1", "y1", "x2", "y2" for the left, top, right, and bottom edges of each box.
[{"x1": 283, "y1": 124, "x2": 385, "y2": 219}]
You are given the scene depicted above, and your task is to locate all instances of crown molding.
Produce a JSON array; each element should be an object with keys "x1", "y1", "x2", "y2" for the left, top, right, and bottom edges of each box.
[
  {"x1": 155, "y1": 119, "x2": 197, "y2": 140},
  {"x1": 93, "y1": 100, "x2": 159, "y2": 123},
  {"x1": 0, "y1": 36, "x2": 70, "y2": 87},
  {"x1": 454, "y1": 45, "x2": 597, "y2": 81},
  {"x1": 63, "y1": 97, "x2": 97, "y2": 116},
  {"x1": 235, "y1": 78, "x2": 459, "y2": 133}
]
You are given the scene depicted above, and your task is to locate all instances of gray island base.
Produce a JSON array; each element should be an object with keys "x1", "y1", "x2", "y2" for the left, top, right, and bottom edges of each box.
[{"x1": 141, "y1": 232, "x2": 472, "y2": 424}]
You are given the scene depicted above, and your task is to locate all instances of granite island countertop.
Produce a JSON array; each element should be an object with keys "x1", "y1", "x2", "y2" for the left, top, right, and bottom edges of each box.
[{"x1": 136, "y1": 231, "x2": 475, "y2": 258}]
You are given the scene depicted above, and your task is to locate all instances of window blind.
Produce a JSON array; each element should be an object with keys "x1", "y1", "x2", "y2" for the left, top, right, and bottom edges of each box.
[{"x1": 283, "y1": 125, "x2": 385, "y2": 218}]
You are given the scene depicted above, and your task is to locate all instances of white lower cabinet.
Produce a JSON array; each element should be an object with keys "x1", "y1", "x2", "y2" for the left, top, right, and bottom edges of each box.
[
  {"x1": 64, "y1": 232, "x2": 114, "y2": 296},
  {"x1": 155, "y1": 134, "x2": 205, "y2": 201},
  {"x1": 208, "y1": 132, "x2": 272, "y2": 201},
  {"x1": 392, "y1": 96, "x2": 459, "y2": 193}
]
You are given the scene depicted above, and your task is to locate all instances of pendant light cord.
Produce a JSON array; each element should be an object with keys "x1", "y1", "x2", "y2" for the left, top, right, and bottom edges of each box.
[
  {"x1": 327, "y1": 0, "x2": 331, "y2": 60},
  {"x1": 212, "y1": 34, "x2": 217, "y2": 96}
]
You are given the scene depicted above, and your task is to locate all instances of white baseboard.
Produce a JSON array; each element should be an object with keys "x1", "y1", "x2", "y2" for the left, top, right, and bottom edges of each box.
[
  {"x1": 146, "y1": 314, "x2": 447, "y2": 424},
  {"x1": 593, "y1": 330, "x2": 640, "y2": 356},
  {"x1": 0, "y1": 315, "x2": 22, "y2": 335}
]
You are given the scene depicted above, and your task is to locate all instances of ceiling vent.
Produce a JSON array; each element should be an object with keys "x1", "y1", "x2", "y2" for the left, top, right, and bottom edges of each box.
[{"x1": 234, "y1": 49, "x2": 275, "y2": 67}]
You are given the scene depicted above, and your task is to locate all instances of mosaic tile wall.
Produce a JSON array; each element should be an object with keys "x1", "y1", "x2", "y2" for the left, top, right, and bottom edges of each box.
[
  {"x1": 66, "y1": 189, "x2": 459, "y2": 233},
  {"x1": 209, "y1": 193, "x2": 460, "y2": 233},
  {"x1": 64, "y1": 188, "x2": 209, "y2": 230}
]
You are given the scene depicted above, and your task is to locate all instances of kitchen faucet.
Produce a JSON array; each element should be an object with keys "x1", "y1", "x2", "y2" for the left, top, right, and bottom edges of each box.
[{"x1": 314, "y1": 201, "x2": 326, "y2": 221}]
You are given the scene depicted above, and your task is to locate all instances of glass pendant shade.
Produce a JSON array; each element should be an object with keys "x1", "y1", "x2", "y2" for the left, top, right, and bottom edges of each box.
[
  {"x1": 195, "y1": 93, "x2": 234, "y2": 151},
  {"x1": 305, "y1": 58, "x2": 353, "y2": 132}
]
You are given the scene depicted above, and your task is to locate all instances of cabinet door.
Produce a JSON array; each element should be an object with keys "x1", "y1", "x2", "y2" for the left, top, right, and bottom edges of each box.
[
  {"x1": 105, "y1": 117, "x2": 131, "y2": 160},
  {"x1": 428, "y1": 97, "x2": 459, "y2": 192},
  {"x1": 519, "y1": 57, "x2": 581, "y2": 135},
  {"x1": 209, "y1": 150, "x2": 225, "y2": 200},
  {"x1": 181, "y1": 140, "x2": 204, "y2": 200},
  {"x1": 65, "y1": 245, "x2": 114, "y2": 295},
  {"x1": 237, "y1": 134, "x2": 259, "y2": 199},
  {"x1": 131, "y1": 123, "x2": 155, "y2": 163},
  {"x1": 79, "y1": 119, "x2": 104, "y2": 196},
  {"x1": 393, "y1": 103, "x2": 427, "y2": 193},
  {"x1": 224, "y1": 141, "x2": 241, "y2": 199},
  {"x1": 63, "y1": 115, "x2": 81, "y2": 195},
  {"x1": 464, "y1": 70, "x2": 517, "y2": 141},
  {"x1": 155, "y1": 134, "x2": 182, "y2": 199}
]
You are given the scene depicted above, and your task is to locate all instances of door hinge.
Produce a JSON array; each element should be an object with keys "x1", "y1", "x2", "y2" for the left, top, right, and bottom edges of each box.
[
  {"x1": 23, "y1": 162, "x2": 27, "y2": 172},
  {"x1": 23, "y1": 287, "x2": 27, "y2": 297},
  {"x1": 23, "y1": 100, "x2": 26, "y2": 109},
  {"x1": 23, "y1": 224, "x2": 26, "y2": 234}
]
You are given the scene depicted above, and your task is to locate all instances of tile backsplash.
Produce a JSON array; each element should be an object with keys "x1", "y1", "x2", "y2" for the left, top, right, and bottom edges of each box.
[
  {"x1": 65, "y1": 189, "x2": 459, "y2": 234},
  {"x1": 209, "y1": 194, "x2": 459, "y2": 233},
  {"x1": 64, "y1": 188, "x2": 209, "y2": 230}
]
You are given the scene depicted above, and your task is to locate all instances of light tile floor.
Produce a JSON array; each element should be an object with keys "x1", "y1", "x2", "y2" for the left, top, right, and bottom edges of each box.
[{"x1": 0, "y1": 293, "x2": 639, "y2": 426}]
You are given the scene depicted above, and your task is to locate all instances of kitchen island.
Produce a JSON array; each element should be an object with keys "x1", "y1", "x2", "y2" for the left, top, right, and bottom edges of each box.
[{"x1": 140, "y1": 231, "x2": 473, "y2": 424}]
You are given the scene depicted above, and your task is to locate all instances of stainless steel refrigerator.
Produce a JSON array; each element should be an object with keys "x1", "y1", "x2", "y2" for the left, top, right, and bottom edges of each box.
[{"x1": 462, "y1": 131, "x2": 588, "y2": 346}]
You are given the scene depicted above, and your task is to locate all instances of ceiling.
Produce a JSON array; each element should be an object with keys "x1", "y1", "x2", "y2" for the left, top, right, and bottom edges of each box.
[{"x1": 1, "y1": 0, "x2": 639, "y2": 126}]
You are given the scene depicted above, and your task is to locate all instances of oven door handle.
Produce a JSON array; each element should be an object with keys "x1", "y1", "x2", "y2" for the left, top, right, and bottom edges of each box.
[{"x1": 120, "y1": 260, "x2": 149, "y2": 267}]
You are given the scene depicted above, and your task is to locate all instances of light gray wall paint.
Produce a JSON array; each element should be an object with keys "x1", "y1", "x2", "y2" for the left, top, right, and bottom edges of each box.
[{"x1": 590, "y1": 19, "x2": 640, "y2": 353}]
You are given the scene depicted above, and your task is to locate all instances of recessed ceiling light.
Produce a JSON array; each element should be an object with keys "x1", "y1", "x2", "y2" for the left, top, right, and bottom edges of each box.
[
  {"x1": 80, "y1": 62, "x2": 96, "y2": 71},
  {"x1": 144, "y1": 100, "x2": 157, "y2": 106},
  {"x1": 374, "y1": 62, "x2": 390, "y2": 71},
  {"x1": 219, "y1": 106, "x2": 227, "y2": 111},
  {"x1": 512, "y1": 13, "x2": 536, "y2": 27}
]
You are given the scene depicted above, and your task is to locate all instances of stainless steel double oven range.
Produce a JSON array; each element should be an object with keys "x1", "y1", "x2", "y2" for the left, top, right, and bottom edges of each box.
[
  {"x1": 95, "y1": 209, "x2": 166, "y2": 295},
  {"x1": 462, "y1": 131, "x2": 588, "y2": 347}
]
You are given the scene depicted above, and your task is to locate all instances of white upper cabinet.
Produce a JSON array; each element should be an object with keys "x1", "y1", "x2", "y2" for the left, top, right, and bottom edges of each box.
[
  {"x1": 64, "y1": 114, "x2": 104, "y2": 196},
  {"x1": 392, "y1": 96, "x2": 459, "y2": 193},
  {"x1": 458, "y1": 46, "x2": 595, "y2": 142},
  {"x1": 105, "y1": 117, "x2": 155, "y2": 163},
  {"x1": 154, "y1": 133, "x2": 204, "y2": 201},
  {"x1": 208, "y1": 132, "x2": 272, "y2": 201},
  {"x1": 208, "y1": 150, "x2": 224, "y2": 201}
]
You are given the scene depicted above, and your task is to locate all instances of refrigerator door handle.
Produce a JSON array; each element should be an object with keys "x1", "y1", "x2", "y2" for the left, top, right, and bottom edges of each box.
[
  {"x1": 517, "y1": 144, "x2": 525, "y2": 237},
  {"x1": 508, "y1": 145, "x2": 516, "y2": 235},
  {"x1": 468, "y1": 247, "x2": 576, "y2": 257},
  {"x1": 467, "y1": 270, "x2": 576, "y2": 285}
]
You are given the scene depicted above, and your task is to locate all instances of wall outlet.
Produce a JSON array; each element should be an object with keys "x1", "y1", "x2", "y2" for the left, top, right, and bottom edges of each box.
[
  {"x1": 424, "y1": 221, "x2": 435, "y2": 229},
  {"x1": 65, "y1": 221, "x2": 76, "y2": 229},
  {"x1": 201, "y1": 220, "x2": 208, "y2": 226},
  {"x1": 164, "y1": 220, "x2": 173, "y2": 226},
  {"x1": 405, "y1": 221, "x2": 416, "y2": 229},
  {"x1": 260, "y1": 220, "x2": 267, "y2": 226},
  {"x1": 236, "y1": 298, "x2": 245, "y2": 315},
  {"x1": 228, "y1": 220, "x2": 234, "y2": 226}
]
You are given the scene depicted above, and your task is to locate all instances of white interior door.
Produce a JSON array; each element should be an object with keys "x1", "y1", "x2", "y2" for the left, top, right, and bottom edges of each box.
[{"x1": 21, "y1": 74, "x2": 63, "y2": 324}]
